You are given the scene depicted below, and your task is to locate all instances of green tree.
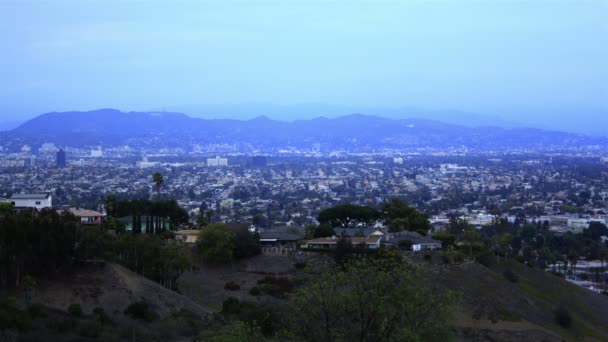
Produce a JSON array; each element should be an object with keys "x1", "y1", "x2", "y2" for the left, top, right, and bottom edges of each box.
[
  {"x1": 317, "y1": 204, "x2": 379, "y2": 228},
  {"x1": 153, "y1": 172, "x2": 164, "y2": 197},
  {"x1": 197, "y1": 224, "x2": 234, "y2": 264},
  {"x1": 287, "y1": 258, "x2": 456, "y2": 342},
  {"x1": 382, "y1": 198, "x2": 431, "y2": 233}
]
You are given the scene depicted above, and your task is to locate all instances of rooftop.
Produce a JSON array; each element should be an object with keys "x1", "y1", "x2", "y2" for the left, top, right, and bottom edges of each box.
[{"x1": 10, "y1": 193, "x2": 51, "y2": 200}]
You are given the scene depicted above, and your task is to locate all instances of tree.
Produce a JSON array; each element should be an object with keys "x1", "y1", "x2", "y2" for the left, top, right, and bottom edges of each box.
[
  {"x1": 382, "y1": 198, "x2": 431, "y2": 233},
  {"x1": 233, "y1": 226, "x2": 261, "y2": 259},
  {"x1": 317, "y1": 204, "x2": 379, "y2": 228},
  {"x1": 197, "y1": 224, "x2": 234, "y2": 264},
  {"x1": 287, "y1": 258, "x2": 455, "y2": 341},
  {"x1": 313, "y1": 224, "x2": 335, "y2": 238},
  {"x1": 461, "y1": 226, "x2": 482, "y2": 260},
  {"x1": 153, "y1": 172, "x2": 164, "y2": 198}
]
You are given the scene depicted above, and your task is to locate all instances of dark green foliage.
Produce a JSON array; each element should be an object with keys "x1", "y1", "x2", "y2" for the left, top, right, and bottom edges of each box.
[
  {"x1": 197, "y1": 224, "x2": 234, "y2": 264},
  {"x1": 334, "y1": 234, "x2": 354, "y2": 265},
  {"x1": 382, "y1": 198, "x2": 432, "y2": 233},
  {"x1": 221, "y1": 297, "x2": 275, "y2": 336},
  {"x1": 318, "y1": 204, "x2": 379, "y2": 228},
  {"x1": 503, "y1": 269, "x2": 519, "y2": 283},
  {"x1": 105, "y1": 196, "x2": 188, "y2": 227},
  {"x1": 312, "y1": 223, "x2": 335, "y2": 238},
  {"x1": 249, "y1": 286, "x2": 261, "y2": 296},
  {"x1": 554, "y1": 307, "x2": 572, "y2": 329},
  {"x1": 0, "y1": 208, "x2": 79, "y2": 289},
  {"x1": 224, "y1": 281, "x2": 240, "y2": 291},
  {"x1": 27, "y1": 304, "x2": 47, "y2": 319},
  {"x1": 398, "y1": 239, "x2": 413, "y2": 250},
  {"x1": 93, "y1": 307, "x2": 111, "y2": 325},
  {"x1": 432, "y1": 233, "x2": 456, "y2": 247},
  {"x1": 0, "y1": 298, "x2": 31, "y2": 332},
  {"x1": 124, "y1": 301, "x2": 159, "y2": 322},
  {"x1": 257, "y1": 276, "x2": 294, "y2": 298},
  {"x1": 79, "y1": 320, "x2": 102, "y2": 338},
  {"x1": 287, "y1": 258, "x2": 456, "y2": 341},
  {"x1": 233, "y1": 226, "x2": 261, "y2": 259},
  {"x1": 67, "y1": 303, "x2": 82, "y2": 317}
]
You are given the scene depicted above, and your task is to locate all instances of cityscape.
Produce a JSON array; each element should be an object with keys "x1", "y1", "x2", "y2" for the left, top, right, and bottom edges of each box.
[{"x1": 1, "y1": 0, "x2": 607, "y2": 341}]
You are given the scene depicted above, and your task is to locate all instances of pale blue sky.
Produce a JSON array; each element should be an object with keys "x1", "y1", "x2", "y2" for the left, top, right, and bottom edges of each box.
[{"x1": 1, "y1": 0, "x2": 606, "y2": 132}]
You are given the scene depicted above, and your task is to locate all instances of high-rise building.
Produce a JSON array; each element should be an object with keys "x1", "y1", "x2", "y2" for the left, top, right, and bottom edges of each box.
[{"x1": 56, "y1": 149, "x2": 66, "y2": 168}]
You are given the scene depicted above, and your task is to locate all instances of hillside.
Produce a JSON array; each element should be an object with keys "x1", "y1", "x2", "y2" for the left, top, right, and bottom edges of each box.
[
  {"x1": 5, "y1": 109, "x2": 607, "y2": 150},
  {"x1": 31, "y1": 262, "x2": 212, "y2": 319},
  {"x1": 422, "y1": 257, "x2": 608, "y2": 341}
]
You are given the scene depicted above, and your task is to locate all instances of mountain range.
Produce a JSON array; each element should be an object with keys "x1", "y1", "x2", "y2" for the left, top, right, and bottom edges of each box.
[{"x1": 3, "y1": 108, "x2": 607, "y2": 151}]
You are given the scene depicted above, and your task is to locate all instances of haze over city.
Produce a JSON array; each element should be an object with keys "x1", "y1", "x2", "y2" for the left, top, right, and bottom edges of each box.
[{"x1": 1, "y1": 0, "x2": 606, "y2": 134}]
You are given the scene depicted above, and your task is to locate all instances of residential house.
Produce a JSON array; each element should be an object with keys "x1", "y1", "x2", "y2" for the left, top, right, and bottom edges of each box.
[
  {"x1": 65, "y1": 208, "x2": 103, "y2": 225},
  {"x1": 9, "y1": 193, "x2": 52, "y2": 210},
  {"x1": 304, "y1": 236, "x2": 381, "y2": 249},
  {"x1": 175, "y1": 230, "x2": 201, "y2": 243}
]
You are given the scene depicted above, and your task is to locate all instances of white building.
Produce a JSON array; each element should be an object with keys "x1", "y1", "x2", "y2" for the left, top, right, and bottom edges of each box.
[
  {"x1": 393, "y1": 157, "x2": 403, "y2": 165},
  {"x1": 207, "y1": 156, "x2": 228, "y2": 167},
  {"x1": 90, "y1": 147, "x2": 103, "y2": 158},
  {"x1": 9, "y1": 193, "x2": 52, "y2": 210}
]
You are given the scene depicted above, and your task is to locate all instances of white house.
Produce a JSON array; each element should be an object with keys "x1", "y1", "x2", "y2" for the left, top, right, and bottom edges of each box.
[{"x1": 9, "y1": 193, "x2": 52, "y2": 210}]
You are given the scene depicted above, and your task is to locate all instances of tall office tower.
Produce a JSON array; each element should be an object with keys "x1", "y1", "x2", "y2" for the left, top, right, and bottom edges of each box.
[{"x1": 56, "y1": 149, "x2": 66, "y2": 168}]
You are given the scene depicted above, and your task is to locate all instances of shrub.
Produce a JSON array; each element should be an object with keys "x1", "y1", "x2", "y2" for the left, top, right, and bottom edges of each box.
[
  {"x1": 79, "y1": 320, "x2": 103, "y2": 338},
  {"x1": 503, "y1": 269, "x2": 519, "y2": 283},
  {"x1": 221, "y1": 298, "x2": 275, "y2": 336},
  {"x1": 257, "y1": 276, "x2": 294, "y2": 298},
  {"x1": 28, "y1": 304, "x2": 47, "y2": 319},
  {"x1": 93, "y1": 307, "x2": 111, "y2": 325},
  {"x1": 294, "y1": 261, "x2": 307, "y2": 269},
  {"x1": 67, "y1": 303, "x2": 82, "y2": 317},
  {"x1": 398, "y1": 239, "x2": 413, "y2": 250},
  {"x1": 249, "y1": 286, "x2": 261, "y2": 296},
  {"x1": 224, "y1": 281, "x2": 241, "y2": 291},
  {"x1": 0, "y1": 298, "x2": 31, "y2": 332},
  {"x1": 423, "y1": 253, "x2": 432, "y2": 260},
  {"x1": 124, "y1": 301, "x2": 159, "y2": 322},
  {"x1": 554, "y1": 307, "x2": 572, "y2": 329}
]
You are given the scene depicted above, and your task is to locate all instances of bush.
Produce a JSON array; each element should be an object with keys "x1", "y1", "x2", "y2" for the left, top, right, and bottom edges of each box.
[
  {"x1": 67, "y1": 303, "x2": 82, "y2": 317},
  {"x1": 93, "y1": 307, "x2": 111, "y2": 325},
  {"x1": 249, "y1": 286, "x2": 261, "y2": 296},
  {"x1": 257, "y1": 276, "x2": 294, "y2": 298},
  {"x1": 79, "y1": 320, "x2": 103, "y2": 338},
  {"x1": 554, "y1": 307, "x2": 572, "y2": 329},
  {"x1": 294, "y1": 261, "x2": 307, "y2": 269},
  {"x1": 224, "y1": 281, "x2": 241, "y2": 291},
  {"x1": 0, "y1": 298, "x2": 31, "y2": 332},
  {"x1": 503, "y1": 269, "x2": 519, "y2": 283},
  {"x1": 124, "y1": 301, "x2": 159, "y2": 322},
  {"x1": 28, "y1": 304, "x2": 47, "y2": 319},
  {"x1": 221, "y1": 298, "x2": 275, "y2": 336},
  {"x1": 398, "y1": 239, "x2": 413, "y2": 250},
  {"x1": 423, "y1": 253, "x2": 432, "y2": 260}
]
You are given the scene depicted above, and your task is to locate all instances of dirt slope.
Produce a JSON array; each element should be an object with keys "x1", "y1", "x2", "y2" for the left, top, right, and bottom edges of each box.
[{"x1": 32, "y1": 262, "x2": 212, "y2": 318}]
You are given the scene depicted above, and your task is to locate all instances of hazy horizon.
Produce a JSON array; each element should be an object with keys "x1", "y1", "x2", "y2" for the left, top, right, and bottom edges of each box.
[{"x1": 1, "y1": 0, "x2": 606, "y2": 133}]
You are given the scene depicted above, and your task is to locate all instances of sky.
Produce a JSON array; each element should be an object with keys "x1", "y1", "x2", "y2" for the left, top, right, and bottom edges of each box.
[{"x1": 1, "y1": 0, "x2": 607, "y2": 133}]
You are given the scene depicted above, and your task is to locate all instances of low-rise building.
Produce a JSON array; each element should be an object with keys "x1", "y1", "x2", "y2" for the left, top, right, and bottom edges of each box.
[{"x1": 9, "y1": 193, "x2": 52, "y2": 210}]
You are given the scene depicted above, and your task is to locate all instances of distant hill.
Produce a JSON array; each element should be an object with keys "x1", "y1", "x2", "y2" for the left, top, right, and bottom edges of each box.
[{"x1": 7, "y1": 108, "x2": 608, "y2": 150}]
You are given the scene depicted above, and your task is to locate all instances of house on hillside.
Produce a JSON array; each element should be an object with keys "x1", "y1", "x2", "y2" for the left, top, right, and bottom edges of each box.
[
  {"x1": 9, "y1": 193, "x2": 52, "y2": 210},
  {"x1": 259, "y1": 227, "x2": 306, "y2": 247},
  {"x1": 175, "y1": 230, "x2": 201, "y2": 243},
  {"x1": 389, "y1": 231, "x2": 442, "y2": 252},
  {"x1": 304, "y1": 236, "x2": 381, "y2": 249},
  {"x1": 64, "y1": 208, "x2": 103, "y2": 225},
  {"x1": 119, "y1": 215, "x2": 172, "y2": 233}
]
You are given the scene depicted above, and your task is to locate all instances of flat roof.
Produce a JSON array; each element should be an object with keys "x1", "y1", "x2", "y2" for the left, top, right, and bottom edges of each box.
[{"x1": 10, "y1": 193, "x2": 51, "y2": 200}]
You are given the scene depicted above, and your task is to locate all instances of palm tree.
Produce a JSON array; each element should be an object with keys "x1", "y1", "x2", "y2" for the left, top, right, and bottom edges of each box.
[{"x1": 153, "y1": 172, "x2": 164, "y2": 198}]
